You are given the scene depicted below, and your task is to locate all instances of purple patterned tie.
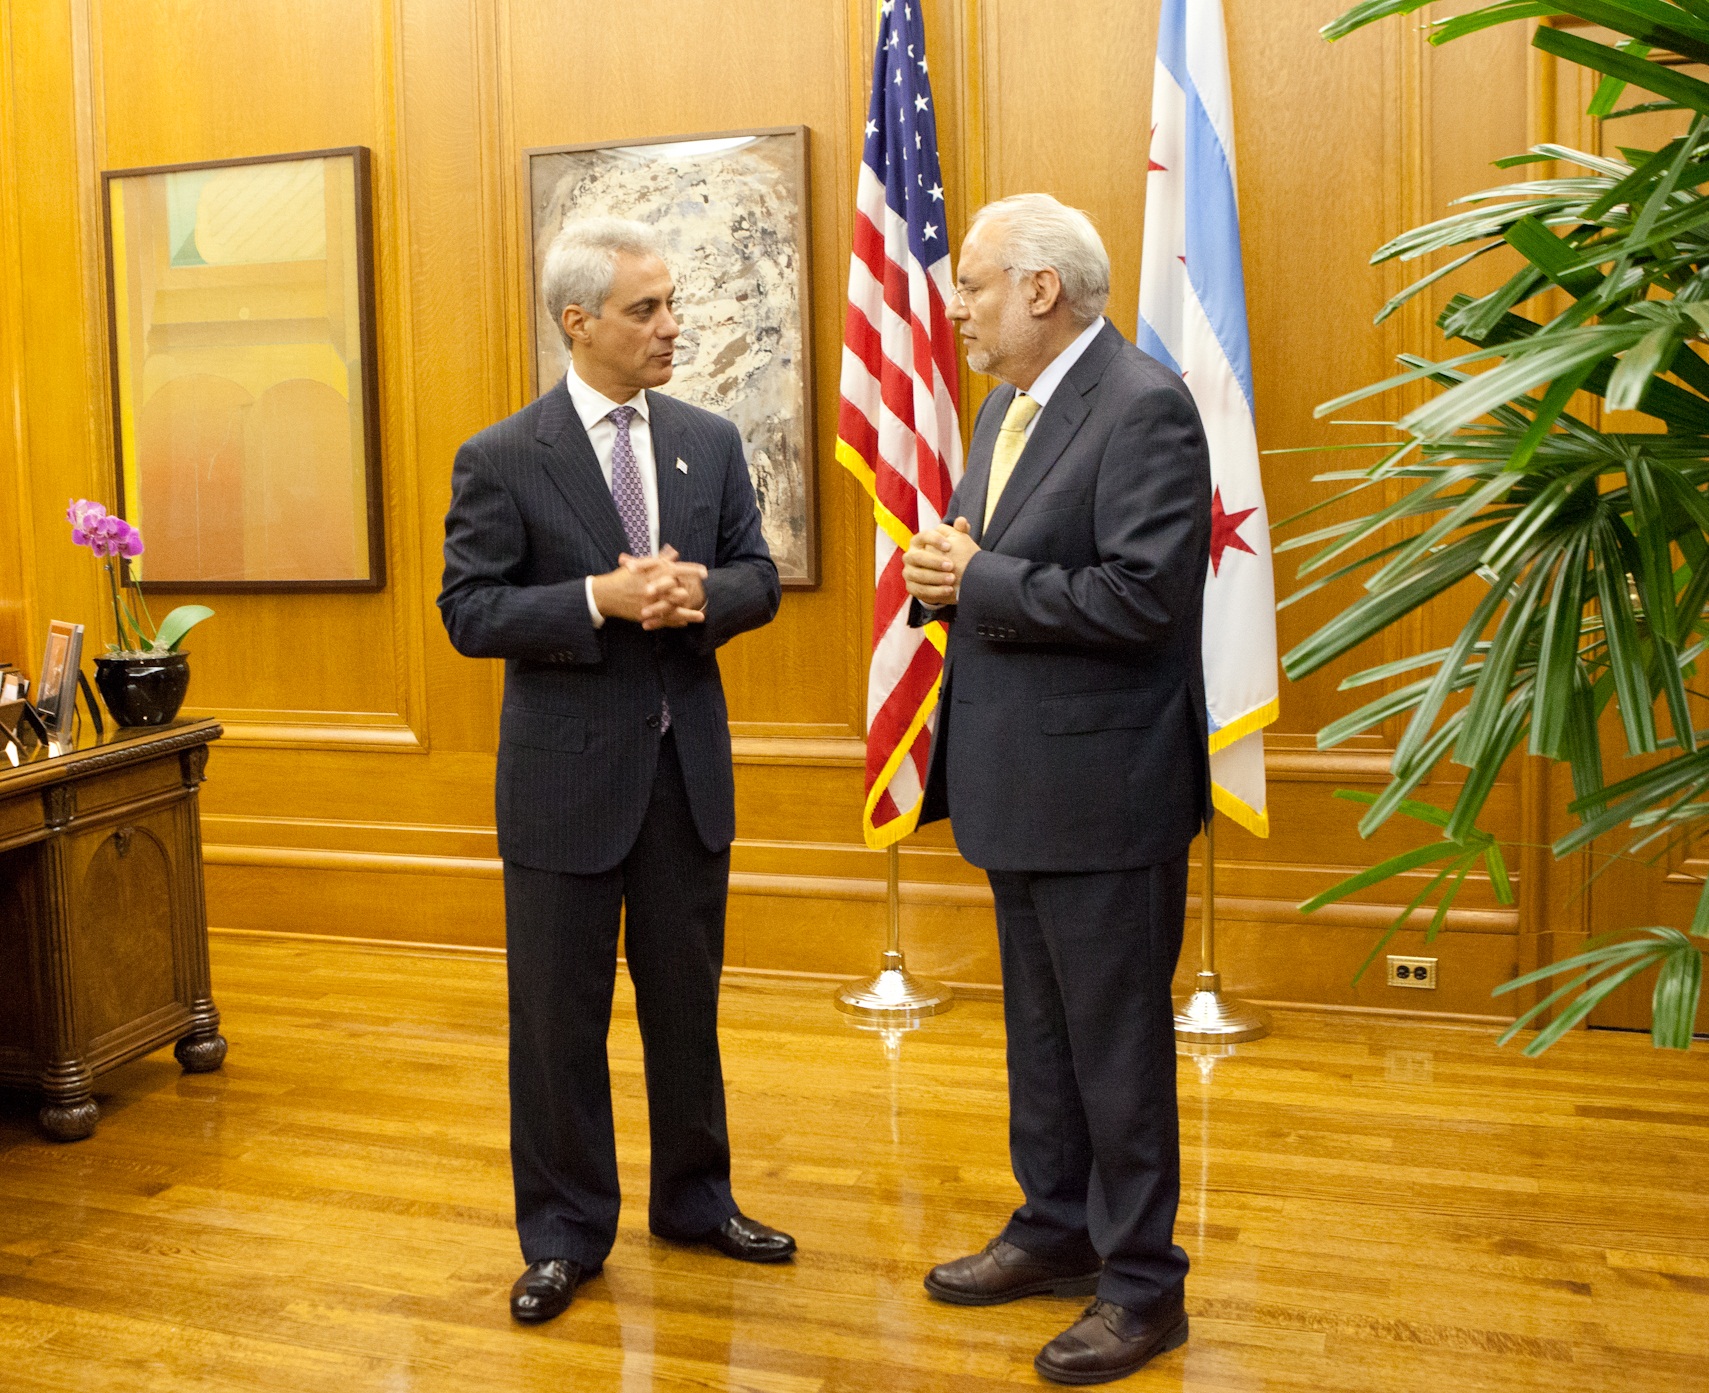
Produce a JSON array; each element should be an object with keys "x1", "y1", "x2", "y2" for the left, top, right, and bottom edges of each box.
[{"x1": 608, "y1": 405, "x2": 668, "y2": 733}]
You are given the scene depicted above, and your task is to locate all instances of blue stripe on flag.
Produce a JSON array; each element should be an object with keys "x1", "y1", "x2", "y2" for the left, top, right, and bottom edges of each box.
[
  {"x1": 1134, "y1": 317, "x2": 1183, "y2": 378},
  {"x1": 1155, "y1": 0, "x2": 1255, "y2": 414}
]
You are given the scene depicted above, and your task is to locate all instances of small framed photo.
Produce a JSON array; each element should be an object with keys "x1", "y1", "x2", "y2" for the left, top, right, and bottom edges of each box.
[{"x1": 35, "y1": 621, "x2": 84, "y2": 740}]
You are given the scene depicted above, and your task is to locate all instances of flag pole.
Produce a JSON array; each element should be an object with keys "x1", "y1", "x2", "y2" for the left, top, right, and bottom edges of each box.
[
  {"x1": 1173, "y1": 811, "x2": 1270, "y2": 1043},
  {"x1": 836, "y1": 842, "x2": 953, "y2": 1023}
]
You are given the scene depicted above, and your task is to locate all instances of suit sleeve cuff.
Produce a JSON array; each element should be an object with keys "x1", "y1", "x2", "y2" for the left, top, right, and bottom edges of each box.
[{"x1": 585, "y1": 576, "x2": 606, "y2": 629}]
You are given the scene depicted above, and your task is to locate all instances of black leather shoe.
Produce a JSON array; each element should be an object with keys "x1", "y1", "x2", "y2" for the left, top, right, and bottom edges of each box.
[
  {"x1": 924, "y1": 1237, "x2": 1102, "y2": 1306},
  {"x1": 1034, "y1": 1293, "x2": 1189, "y2": 1385},
  {"x1": 692, "y1": 1213, "x2": 797, "y2": 1263},
  {"x1": 509, "y1": 1258, "x2": 596, "y2": 1323}
]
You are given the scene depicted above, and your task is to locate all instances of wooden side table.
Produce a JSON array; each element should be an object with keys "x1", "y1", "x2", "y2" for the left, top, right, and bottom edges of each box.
[{"x1": 0, "y1": 718, "x2": 225, "y2": 1140}]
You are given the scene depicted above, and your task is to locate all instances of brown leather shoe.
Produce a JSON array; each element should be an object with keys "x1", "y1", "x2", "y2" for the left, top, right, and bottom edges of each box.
[
  {"x1": 1034, "y1": 1294, "x2": 1189, "y2": 1385},
  {"x1": 509, "y1": 1258, "x2": 598, "y2": 1323},
  {"x1": 923, "y1": 1237, "x2": 1102, "y2": 1306}
]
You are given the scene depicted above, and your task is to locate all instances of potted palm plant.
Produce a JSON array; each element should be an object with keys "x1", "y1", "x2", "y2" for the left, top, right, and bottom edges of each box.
[
  {"x1": 1289, "y1": 1, "x2": 1709, "y2": 1052},
  {"x1": 67, "y1": 499, "x2": 213, "y2": 726}
]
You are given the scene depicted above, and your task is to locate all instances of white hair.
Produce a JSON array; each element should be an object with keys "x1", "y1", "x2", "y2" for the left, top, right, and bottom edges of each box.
[
  {"x1": 541, "y1": 217, "x2": 664, "y2": 343},
  {"x1": 969, "y1": 193, "x2": 1110, "y2": 325}
]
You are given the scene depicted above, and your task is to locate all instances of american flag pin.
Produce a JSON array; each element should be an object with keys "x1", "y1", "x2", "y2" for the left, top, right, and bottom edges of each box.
[{"x1": 676, "y1": 458, "x2": 688, "y2": 474}]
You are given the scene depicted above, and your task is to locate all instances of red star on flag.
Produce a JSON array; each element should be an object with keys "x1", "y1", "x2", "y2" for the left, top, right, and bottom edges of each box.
[
  {"x1": 1148, "y1": 124, "x2": 1166, "y2": 173},
  {"x1": 1209, "y1": 487, "x2": 1257, "y2": 575}
]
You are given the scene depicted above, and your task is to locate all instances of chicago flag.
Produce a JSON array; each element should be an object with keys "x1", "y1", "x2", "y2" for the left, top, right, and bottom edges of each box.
[{"x1": 1137, "y1": 0, "x2": 1278, "y2": 837}]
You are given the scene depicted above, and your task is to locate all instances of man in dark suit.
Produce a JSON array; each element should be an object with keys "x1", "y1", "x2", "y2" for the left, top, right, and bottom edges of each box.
[
  {"x1": 904, "y1": 193, "x2": 1211, "y2": 1385},
  {"x1": 439, "y1": 217, "x2": 792, "y2": 1325}
]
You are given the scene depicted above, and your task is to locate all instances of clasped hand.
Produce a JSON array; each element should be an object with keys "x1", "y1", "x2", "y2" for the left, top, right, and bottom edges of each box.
[
  {"x1": 592, "y1": 546, "x2": 708, "y2": 629},
  {"x1": 902, "y1": 517, "x2": 978, "y2": 608}
]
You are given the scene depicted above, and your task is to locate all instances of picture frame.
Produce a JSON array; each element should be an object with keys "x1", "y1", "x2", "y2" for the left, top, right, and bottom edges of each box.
[
  {"x1": 34, "y1": 621, "x2": 84, "y2": 741},
  {"x1": 524, "y1": 127, "x2": 819, "y2": 587},
  {"x1": 101, "y1": 147, "x2": 385, "y2": 591}
]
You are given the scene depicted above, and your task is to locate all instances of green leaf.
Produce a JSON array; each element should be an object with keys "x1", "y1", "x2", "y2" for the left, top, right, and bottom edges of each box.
[
  {"x1": 1322, "y1": 0, "x2": 1434, "y2": 43},
  {"x1": 1588, "y1": 42, "x2": 1653, "y2": 118},
  {"x1": 151, "y1": 604, "x2": 214, "y2": 653},
  {"x1": 1590, "y1": 513, "x2": 1658, "y2": 755},
  {"x1": 1534, "y1": 25, "x2": 1709, "y2": 116},
  {"x1": 1547, "y1": 1, "x2": 1709, "y2": 67},
  {"x1": 1606, "y1": 323, "x2": 1682, "y2": 411},
  {"x1": 1504, "y1": 216, "x2": 1602, "y2": 298},
  {"x1": 1651, "y1": 934, "x2": 1703, "y2": 1048},
  {"x1": 1299, "y1": 841, "x2": 1462, "y2": 913}
]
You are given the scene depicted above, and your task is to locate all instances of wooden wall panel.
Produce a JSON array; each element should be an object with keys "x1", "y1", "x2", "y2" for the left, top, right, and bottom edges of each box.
[{"x1": 0, "y1": 0, "x2": 1565, "y2": 1017}]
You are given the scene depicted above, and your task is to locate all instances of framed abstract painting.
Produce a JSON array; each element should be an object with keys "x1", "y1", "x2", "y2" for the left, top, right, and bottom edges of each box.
[
  {"x1": 101, "y1": 147, "x2": 384, "y2": 591},
  {"x1": 524, "y1": 127, "x2": 818, "y2": 587}
]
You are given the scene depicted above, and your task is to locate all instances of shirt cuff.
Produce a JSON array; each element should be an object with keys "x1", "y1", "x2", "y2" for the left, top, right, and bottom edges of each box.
[{"x1": 585, "y1": 576, "x2": 605, "y2": 629}]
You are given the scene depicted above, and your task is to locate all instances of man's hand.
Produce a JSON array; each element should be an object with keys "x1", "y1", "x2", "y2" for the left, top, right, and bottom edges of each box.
[
  {"x1": 590, "y1": 547, "x2": 708, "y2": 629},
  {"x1": 903, "y1": 517, "x2": 978, "y2": 607},
  {"x1": 639, "y1": 549, "x2": 708, "y2": 630},
  {"x1": 589, "y1": 554, "x2": 655, "y2": 623}
]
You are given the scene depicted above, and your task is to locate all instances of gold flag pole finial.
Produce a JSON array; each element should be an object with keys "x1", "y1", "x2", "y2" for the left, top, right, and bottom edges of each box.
[
  {"x1": 1174, "y1": 811, "x2": 1271, "y2": 1043},
  {"x1": 836, "y1": 843, "x2": 953, "y2": 1023}
]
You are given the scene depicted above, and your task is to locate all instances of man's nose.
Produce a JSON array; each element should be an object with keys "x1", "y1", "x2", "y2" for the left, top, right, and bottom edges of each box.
[{"x1": 659, "y1": 310, "x2": 681, "y2": 339}]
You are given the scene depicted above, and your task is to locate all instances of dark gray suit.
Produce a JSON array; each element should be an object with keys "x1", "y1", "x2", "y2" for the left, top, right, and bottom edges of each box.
[
  {"x1": 439, "y1": 380, "x2": 779, "y2": 1267},
  {"x1": 915, "y1": 320, "x2": 1211, "y2": 1311}
]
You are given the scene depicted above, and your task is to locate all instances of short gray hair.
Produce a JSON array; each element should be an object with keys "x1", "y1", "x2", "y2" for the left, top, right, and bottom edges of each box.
[
  {"x1": 970, "y1": 194, "x2": 1110, "y2": 325},
  {"x1": 541, "y1": 217, "x2": 664, "y2": 343}
]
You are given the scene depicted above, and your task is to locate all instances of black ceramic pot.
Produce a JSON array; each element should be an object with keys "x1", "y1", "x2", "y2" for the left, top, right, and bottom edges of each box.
[{"x1": 93, "y1": 651, "x2": 191, "y2": 727}]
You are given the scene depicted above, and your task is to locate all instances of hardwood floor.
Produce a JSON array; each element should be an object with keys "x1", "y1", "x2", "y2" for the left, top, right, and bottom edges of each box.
[{"x1": 1, "y1": 933, "x2": 1705, "y2": 1392}]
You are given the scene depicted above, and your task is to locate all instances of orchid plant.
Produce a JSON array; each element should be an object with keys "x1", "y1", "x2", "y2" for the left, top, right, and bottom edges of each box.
[{"x1": 67, "y1": 499, "x2": 213, "y2": 656}]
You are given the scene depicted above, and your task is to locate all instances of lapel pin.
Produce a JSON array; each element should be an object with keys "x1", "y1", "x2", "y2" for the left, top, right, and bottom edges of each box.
[{"x1": 676, "y1": 458, "x2": 689, "y2": 474}]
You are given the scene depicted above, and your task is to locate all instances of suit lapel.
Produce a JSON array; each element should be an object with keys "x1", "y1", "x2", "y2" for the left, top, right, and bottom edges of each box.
[
  {"x1": 964, "y1": 385, "x2": 1015, "y2": 546},
  {"x1": 981, "y1": 322, "x2": 1122, "y2": 551},
  {"x1": 647, "y1": 390, "x2": 690, "y2": 553},
  {"x1": 534, "y1": 380, "x2": 629, "y2": 562}
]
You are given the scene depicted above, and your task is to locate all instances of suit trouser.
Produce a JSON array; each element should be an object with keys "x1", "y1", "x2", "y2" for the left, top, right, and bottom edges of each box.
[
  {"x1": 503, "y1": 732, "x2": 738, "y2": 1268},
  {"x1": 988, "y1": 857, "x2": 1191, "y2": 1311}
]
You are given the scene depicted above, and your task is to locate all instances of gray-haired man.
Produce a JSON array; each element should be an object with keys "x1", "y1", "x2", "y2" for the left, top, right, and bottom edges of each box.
[
  {"x1": 438, "y1": 217, "x2": 793, "y2": 1324},
  {"x1": 905, "y1": 194, "x2": 1211, "y2": 1384}
]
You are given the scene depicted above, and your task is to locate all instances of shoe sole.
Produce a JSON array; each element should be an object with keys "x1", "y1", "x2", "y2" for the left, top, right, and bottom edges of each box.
[
  {"x1": 1033, "y1": 1316, "x2": 1189, "y2": 1385},
  {"x1": 923, "y1": 1269, "x2": 1102, "y2": 1306}
]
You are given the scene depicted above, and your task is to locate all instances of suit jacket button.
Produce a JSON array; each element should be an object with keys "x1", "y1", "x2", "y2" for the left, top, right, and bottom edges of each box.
[{"x1": 646, "y1": 714, "x2": 661, "y2": 729}]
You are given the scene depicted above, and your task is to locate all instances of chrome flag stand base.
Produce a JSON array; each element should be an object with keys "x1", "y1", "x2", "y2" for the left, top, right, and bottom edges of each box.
[
  {"x1": 836, "y1": 947, "x2": 953, "y2": 1022},
  {"x1": 1174, "y1": 812, "x2": 1271, "y2": 1046},
  {"x1": 1174, "y1": 968, "x2": 1270, "y2": 1043},
  {"x1": 836, "y1": 846, "x2": 953, "y2": 1024}
]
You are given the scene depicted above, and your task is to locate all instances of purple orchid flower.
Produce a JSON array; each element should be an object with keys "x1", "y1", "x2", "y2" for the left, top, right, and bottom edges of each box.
[{"x1": 66, "y1": 499, "x2": 144, "y2": 559}]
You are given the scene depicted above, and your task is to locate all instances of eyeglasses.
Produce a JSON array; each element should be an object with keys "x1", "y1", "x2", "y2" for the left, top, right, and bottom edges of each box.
[{"x1": 949, "y1": 267, "x2": 1017, "y2": 308}]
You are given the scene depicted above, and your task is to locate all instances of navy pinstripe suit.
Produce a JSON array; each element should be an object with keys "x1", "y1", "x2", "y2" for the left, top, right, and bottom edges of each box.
[{"x1": 438, "y1": 379, "x2": 779, "y2": 1266}]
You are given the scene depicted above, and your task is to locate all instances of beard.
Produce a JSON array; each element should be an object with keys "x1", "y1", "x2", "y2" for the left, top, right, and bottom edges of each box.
[{"x1": 966, "y1": 293, "x2": 1047, "y2": 380}]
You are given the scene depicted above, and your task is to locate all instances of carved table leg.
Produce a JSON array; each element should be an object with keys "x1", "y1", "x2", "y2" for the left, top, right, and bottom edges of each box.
[
  {"x1": 175, "y1": 1028, "x2": 227, "y2": 1073},
  {"x1": 175, "y1": 994, "x2": 226, "y2": 1073},
  {"x1": 38, "y1": 1060, "x2": 97, "y2": 1142}
]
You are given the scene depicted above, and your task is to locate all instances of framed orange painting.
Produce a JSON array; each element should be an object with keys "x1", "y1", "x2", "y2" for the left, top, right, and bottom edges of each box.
[{"x1": 101, "y1": 147, "x2": 385, "y2": 591}]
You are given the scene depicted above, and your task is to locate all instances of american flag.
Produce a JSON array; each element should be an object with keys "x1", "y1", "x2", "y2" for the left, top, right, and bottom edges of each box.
[{"x1": 836, "y1": 0, "x2": 963, "y2": 850}]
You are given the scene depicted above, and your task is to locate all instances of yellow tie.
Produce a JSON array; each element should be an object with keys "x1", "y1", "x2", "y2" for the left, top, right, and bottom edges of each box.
[{"x1": 984, "y1": 392, "x2": 1042, "y2": 529}]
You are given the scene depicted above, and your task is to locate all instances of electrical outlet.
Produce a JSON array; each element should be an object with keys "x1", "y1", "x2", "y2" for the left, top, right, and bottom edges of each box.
[{"x1": 1387, "y1": 955, "x2": 1438, "y2": 989}]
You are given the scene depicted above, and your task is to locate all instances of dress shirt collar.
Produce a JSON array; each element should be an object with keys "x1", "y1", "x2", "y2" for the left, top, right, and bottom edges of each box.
[
  {"x1": 564, "y1": 358, "x2": 651, "y2": 431},
  {"x1": 1021, "y1": 316, "x2": 1106, "y2": 412}
]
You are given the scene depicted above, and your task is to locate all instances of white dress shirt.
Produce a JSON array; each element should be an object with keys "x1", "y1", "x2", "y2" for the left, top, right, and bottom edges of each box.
[
  {"x1": 1016, "y1": 315, "x2": 1105, "y2": 442},
  {"x1": 564, "y1": 361, "x2": 659, "y2": 627}
]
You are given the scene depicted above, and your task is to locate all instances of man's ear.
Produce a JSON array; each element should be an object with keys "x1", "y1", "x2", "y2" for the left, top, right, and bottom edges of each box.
[
  {"x1": 1026, "y1": 268, "x2": 1064, "y2": 319},
  {"x1": 561, "y1": 304, "x2": 593, "y2": 346}
]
